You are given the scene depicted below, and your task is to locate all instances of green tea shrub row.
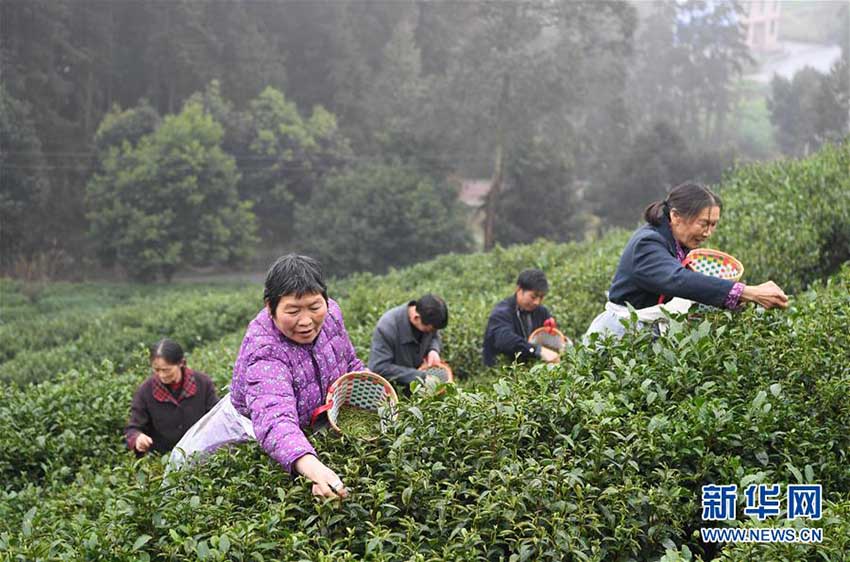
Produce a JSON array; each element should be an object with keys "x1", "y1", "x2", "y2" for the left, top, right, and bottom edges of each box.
[
  {"x1": 0, "y1": 287, "x2": 259, "y2": 386},
  {"x1": 2, "y1": 142, "x2": 846, "y2": 384},
  {"x1": 0, "y1": 279, "x2": 153, "y2": 324},
  {"x1": 336, "y1": 143, "x2": 850, "y2": 376},
  {"x1": 337, "y1": 233, "x2": 630, "y2": 378},
  {"x1": 715, "y1": 498, "x2": 850, "y2": 561},
  {"x1": 2, "y1": 267, "x2": 848, "y2": 560},
  {"x1": 714, "y1": 140, "x2": 850, "y2": 293},
  {"x1": 0, "y1": 143, "x2": 848, "y2": 559},
  {"x1": 0, "y1": 331, "x2": 244, "y2": 488},
  {"x1": 0, "y1": 282, "x2": 248, "y2": 364},
  {"x1": 0, "y1": 362, "x2": 135, "y2": 488}
]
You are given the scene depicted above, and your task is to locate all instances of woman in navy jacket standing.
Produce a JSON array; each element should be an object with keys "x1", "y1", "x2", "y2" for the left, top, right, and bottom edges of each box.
[{"x1": 584, "y1": 182, "x2": 788, "y2": 341}]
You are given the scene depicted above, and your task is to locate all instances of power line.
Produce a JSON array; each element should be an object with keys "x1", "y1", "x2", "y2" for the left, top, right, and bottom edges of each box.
[
  {"x1": 0, "y1": 151, "x2": 501, "y2": 171},
  {"x1": 0, "y1": 148, "x2": 498, "y2": 160}
]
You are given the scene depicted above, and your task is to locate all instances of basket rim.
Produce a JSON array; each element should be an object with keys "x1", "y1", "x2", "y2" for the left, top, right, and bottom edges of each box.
[
  {"x1": 685, "y1": 248, "x2": 744, "y2": 280},
  {"x1": 417, "y1": 360, "x2": 455, "y2": 383},
  {"x1": 528, "y1": 326, "x2": 571, "y2": 347},
  {"x1": 326, "y1": 370, "x2": 400, "y2": 405}
]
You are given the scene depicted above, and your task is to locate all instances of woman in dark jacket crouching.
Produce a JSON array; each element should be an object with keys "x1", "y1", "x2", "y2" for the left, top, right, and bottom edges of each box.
[
  {"x1": 125, "y1": 338, "x2": 218, "y2": 455},
  {"x1": 584, "y1": 182, "x2": 788, "y2": 342}
]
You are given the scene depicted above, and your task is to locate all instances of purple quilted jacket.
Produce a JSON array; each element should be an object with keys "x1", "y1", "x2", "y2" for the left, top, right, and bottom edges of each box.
[{"x1": 230, "y1": 299, "x2": 363, "y2": 473}]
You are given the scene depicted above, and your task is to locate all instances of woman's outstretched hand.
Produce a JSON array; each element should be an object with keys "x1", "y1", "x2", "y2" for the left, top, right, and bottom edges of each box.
[
  {"x1": 294, "y1": 454, "x2": 349, "y2": 499},
  {"x1": 742, "y1": 281, "x2": 789, "y2": 309},
  {"x1": 540, "y1": 347, "x2": 560, "y2": 363},
  {"x1": 134, "y1": 432, "x2": 153, "y2": 453}
]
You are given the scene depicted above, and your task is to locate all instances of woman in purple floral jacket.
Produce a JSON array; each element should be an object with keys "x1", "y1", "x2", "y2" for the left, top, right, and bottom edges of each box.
[{"x1": 229, "y1": 254, "x2": 362, "y2": 498}]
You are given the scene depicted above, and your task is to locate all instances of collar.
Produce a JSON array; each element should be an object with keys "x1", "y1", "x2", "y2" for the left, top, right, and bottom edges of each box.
[
  {"x1": 398, "y1": 303, "x2": 418, "y2": 344},
  {"x1": 509, "y1": 294, "x2": 533, "y2": 316},
  {"x1": 152, "y1": 367, "x2": 197, "y2": 404},
  {"x1": 674, "y1": 238, "x2": 687, "y2": 262},
  {"x1": 657, "y1": 216, "x2": 689, "y2": 263}
]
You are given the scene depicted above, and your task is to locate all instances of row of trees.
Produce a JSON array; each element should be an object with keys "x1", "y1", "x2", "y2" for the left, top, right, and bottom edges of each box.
[
  {"x1": 83, "y1": 84, "x2": 473, "y2": 280},
  {"x1": 768, "y1": 34, "x2": 849, "y2": 157},
  {"x1": 2, "y1": 0, "x2": 847, "y2": 280}
]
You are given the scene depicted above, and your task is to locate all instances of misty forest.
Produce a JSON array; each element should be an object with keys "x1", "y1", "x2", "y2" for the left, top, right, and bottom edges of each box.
[{"x1": 1, "y1": 0, "x2": 848, "y2": 281}]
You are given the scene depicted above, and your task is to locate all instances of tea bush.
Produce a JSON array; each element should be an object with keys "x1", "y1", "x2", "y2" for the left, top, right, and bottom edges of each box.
[
  {"x1": 336, "y1": 233, "x2": 631, "y2": 378},
  {"x1": 0, "y1": 330, "x2": 244, "y2": 488},
  {"x1": 0, "y1": 282, "x2": 246, "y2": 364},
  {"x1": 0, "y1": 142, "x2": 848, "y2": 560},
  {"x1": 1, "y1": 265, "x2": 848, "y2": 560},
  {"x1": 0, "y1": 286, "x2": 259, "y2": 386},
  {"x1": 714, "y1": 140, "x2": 850, "y2": 293}
]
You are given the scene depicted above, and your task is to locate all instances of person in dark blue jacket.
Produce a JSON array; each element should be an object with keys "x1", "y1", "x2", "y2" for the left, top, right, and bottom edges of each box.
[
  {"x1": 482, "y1": 269, "x2": 560, "y2": 366},
  {"x1": 584, "y1": 182, "x2": 788, "y2": 341}
]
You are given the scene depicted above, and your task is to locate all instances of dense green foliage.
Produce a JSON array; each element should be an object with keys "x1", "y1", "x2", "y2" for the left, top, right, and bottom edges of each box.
[
  {"x1": 1, "y1": 267, "x2": 848, "y2": 560},
  {"x1": 296, "y1": 163, "x2": 473, "y2": 275},
  {"x1": 713, "y1": 141, "x2": 850, "y2": 293},
  {"x1": 595, "y1": 121, "x2": 733, "y2": 228},
  {"x1": 6, "y1": 0, "x2": 819, "y2": 277},
  {"x1": 0, "y1": 330, "x2": 244, "y2": 490},
  {"x1": 627, "y1": 1, "x2": 751, "y2": 146},
  {"x1": 494, "y1": 138, "x2": 584, "y2": 245},
  {"x1": 86, "y1": 101, "x2": 258, "y2": 281},
  {"x1": 768, "y1": 51, "x2": 850, "y2": 158},
  {"x1": 93, "y1": 101, "x2": 160, "y2": 154},
  {"x1": 0, "y1": 284, "x2": 259, "y2": 386},
  {"x1": 0, "y1": 86, "x2": 49, "y2": 269},
  {"x1": 0, "y1": 144, "x2": 848, "y2": 559},
  {"x1": 240, "y1": 87, "x2": 352, "y2": 243}
]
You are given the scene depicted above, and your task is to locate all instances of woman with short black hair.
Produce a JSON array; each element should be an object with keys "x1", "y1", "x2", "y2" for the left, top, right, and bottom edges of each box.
[
  {"x1": 169, "y1": 254, "x2": 363, "y2": 499},
  {"x1": 584, "y1": 182, "x2": 788, "y2": 342}
]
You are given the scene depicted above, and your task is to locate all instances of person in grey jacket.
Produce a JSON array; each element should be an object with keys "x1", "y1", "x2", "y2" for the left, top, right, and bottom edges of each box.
[{"x1": 368, "y1": 294, "x2": 448, "y2": 390}]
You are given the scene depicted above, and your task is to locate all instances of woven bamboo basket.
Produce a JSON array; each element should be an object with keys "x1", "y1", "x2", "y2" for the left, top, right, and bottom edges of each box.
[
  {"x1": 323, "y1": 371, "x2": 398, "y2": 440},
  {"x1": 528, "y1": 326, "x2": 570, "y2": 352},
  {"x1": 683, "y1": 248, "x2": 744, "y2": 282},
  {"x1": 418, "y1": 361, "x2": 455, "y2": 384}
]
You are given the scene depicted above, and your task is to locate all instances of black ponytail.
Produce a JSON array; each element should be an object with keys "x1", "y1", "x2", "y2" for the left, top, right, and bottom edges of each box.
[
  {"x1": 643, "y1": 201, "x2": 668, "y2": 226},
  {"x1": 644, "y1": 182, "x2": 722, "y2": 226},
  {"x1": 150, "y1": 338, "x2": 184, "y2": 365}
]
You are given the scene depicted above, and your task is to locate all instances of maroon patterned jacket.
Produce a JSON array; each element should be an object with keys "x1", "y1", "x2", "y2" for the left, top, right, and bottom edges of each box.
[{"x1": 125, "y1": 368, "x2": 218, "y2": 454}]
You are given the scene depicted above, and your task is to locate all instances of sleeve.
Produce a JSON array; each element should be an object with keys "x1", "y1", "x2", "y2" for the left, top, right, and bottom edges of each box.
[
  {"x1": 631, "y1": 236, "x2": 734, "y2": 308},
  {"x1": 368, "y1": 325, "x2": 424, "y2": 385},
  {"x1": 243, "y1": 358, "x2": 316, "y2": 474},
  {"x1": 124, "y1": 385, "x2": 150, "y2": 451},
  {"x1": 487, "y1": 310, "x2": 539, "y2": 361},
  {"x1": 724, "y1": 282, "x2": 745, "y2": 310}
]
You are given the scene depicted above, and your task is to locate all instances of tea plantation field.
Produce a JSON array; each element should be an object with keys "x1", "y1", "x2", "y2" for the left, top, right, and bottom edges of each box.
[{"x1": 1, "y1": 143, "x2": 848, "y2": 560}]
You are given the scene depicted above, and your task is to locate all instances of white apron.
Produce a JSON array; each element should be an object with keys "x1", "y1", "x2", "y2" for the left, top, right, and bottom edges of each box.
[
  {"x1": 582, "y1": 297, "x2": 693, "y2": 344},
  {"x1": 166, "y1": 392, "x2": 256, "y2": 473}
]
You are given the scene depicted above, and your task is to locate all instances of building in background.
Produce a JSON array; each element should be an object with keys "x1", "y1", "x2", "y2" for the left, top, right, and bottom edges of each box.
[
  {"x1": 457, "y1": 178, "x2": 491, "y2": 249},
  {"x1": 741, "y1": 0, "x2": 781, "y2": 52}
]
